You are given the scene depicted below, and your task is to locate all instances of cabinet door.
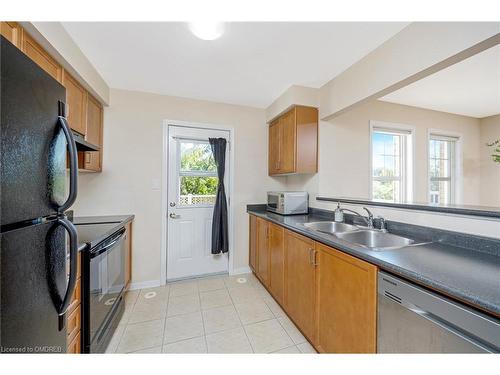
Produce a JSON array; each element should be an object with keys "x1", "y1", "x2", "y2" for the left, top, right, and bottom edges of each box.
[
  {"x1": 256, "y1": 218, "x2": 270, "y2": 286},
  {"x1": 21, "y1": 32, "x2": 62, "y2": 82},
  {"x1": 83, "y1": 94, "x2": 103, "y2": 171},
  {"x1": 268, "y1": 119, "x2": 281, "y2": 175},
  {"x1": 315, "y1": 242, "x2": 377, "y2": 353},
  {"x1": 67, "y1": 332, "x2": 81, "y2": 354},
  {"x1": 1, "y1": 22, "x2": 23, "y2": 48},
  {"x1": 284, "y1": 230, "x2": 316, "y2": 342},
  {"x1": 63, "y1": 72, "x2": 87, "y2": 135},
  {"x1": 268, "y1": 222, "x2": 284, "y2": 304},
  {"x1": 249, "y1": 215, "x2": 258, "y2": 272},
  {"x1": 280, "y1": 109, "x2": 296, "y2": 173}
]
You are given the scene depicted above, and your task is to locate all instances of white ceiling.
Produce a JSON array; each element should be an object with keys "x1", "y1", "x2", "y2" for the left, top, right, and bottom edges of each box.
[
  {"x1": 380, "y1": 44, "x2": 500, "y2": 119},
  {"x1": 62, "y1": 22, "x2": 408, "y2": 108}
]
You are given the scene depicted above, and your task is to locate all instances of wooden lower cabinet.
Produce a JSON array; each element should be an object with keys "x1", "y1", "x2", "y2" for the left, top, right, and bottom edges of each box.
[
  {"x1": 67, "y1": 332, "x2": 81, "y2": 354},
  {"x1": 249, "y1": 215, "x2": 258, "y2": 272},
  {"x1": 66, "y1": 253, "x2": 82, "y2": 353},
  {"x1": 284, "y1": 230, "x2": 317, "y2": 343},
  {"x1": 256, "y1": 218, "x2": 270, "y2": 286},
  {"x1": 248, "y1": 214, "x2": 378, "y2": 353},
  {"x1": 268, "y1": 222, "x2": 284, "y2": 304},
  {"x1": 315, "y1": 242, "x2": 377, "y2": 353}
]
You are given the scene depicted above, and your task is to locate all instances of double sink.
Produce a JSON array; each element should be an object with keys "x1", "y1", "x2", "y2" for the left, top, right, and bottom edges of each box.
[{"x1": 302, "y1": 221, "x2": 419, "y2": 251}]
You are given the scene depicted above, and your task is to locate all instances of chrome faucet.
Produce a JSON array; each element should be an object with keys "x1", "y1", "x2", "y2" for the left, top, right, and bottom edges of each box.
[
  {"x1": 340, "y1": 206, "x2": 374, "y2": 228},
  {"x1": 362, "y1": 207, "x2": 374, "y2": 228},
  {"x1": 378, "y1": 216, "x2": 387, "y2": 232}
]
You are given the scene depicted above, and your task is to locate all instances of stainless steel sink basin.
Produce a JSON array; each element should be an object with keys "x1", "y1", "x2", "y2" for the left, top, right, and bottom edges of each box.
[
  {"x1": 303, "y1": 221, "x2": 359, "y2": 234},
  {"x1": 336, "y1": 230, "x2": 414, "y2": 250}
]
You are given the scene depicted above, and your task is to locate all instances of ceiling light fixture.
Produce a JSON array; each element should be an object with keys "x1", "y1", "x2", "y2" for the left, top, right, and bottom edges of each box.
[{"x1": 188, "y1": 22, "x2": 225, "y2": 41}]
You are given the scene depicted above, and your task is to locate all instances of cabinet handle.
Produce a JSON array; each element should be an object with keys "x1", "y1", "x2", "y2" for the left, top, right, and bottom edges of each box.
[
  {"x1": 309, "y1": 248, "x2": 314, "y2": 265},
  {"x1": 312, "y1": 250, "x2": 318, "y2": 267}
]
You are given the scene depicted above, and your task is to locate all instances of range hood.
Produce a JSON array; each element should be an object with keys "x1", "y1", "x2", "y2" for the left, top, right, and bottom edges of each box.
[{"x1": 72, "y1": 131, "x2": 100, "y2": 151}]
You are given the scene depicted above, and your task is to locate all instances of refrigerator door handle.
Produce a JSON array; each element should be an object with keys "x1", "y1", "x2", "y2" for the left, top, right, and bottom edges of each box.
[
  {"x1": 57, "y1": 102, "x2": 78, "y2": 213},
  {"x1": 57, "y1": 217, "x2": 78, "y2": 317}
]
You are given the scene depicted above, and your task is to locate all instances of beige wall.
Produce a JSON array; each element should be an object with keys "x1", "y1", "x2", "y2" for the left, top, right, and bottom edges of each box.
[
  {"x1": 480, "y1": 114, "x2": 500, "y2": 206},
  {"x1": 306, "y1": 100, "x2": 481, "y2": 204},
  {"x1": 265, "y1": 85, "x2": 319, "y2": 122},
  {"x1": 72, "y1": 88, "x2": 285, "y2": 286}
]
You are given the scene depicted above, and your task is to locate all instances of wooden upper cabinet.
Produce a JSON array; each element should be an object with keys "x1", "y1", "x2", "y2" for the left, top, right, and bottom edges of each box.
[
  {"x1": 268, "y1": 119, "x2": 280, "y2": 175},
  {"x1": 249, "y1": 215, "x2": 258, "y2": 272},
  {"x1": 21, "y1": 32, "x2": 62, "y2": 83},
  {"x1": 284, "y1": 229, "x2": 317, "y2": 343},
  {"x1": 256, "y1": 218, "x2": 270, "y2": 286},
  {"x1": 315, "y1": 242, "x2": 377, "y2": 353},
  {"x1": 268, "y1": 222, "x2": 284, "y2": 305},
  {"x1": 1, "y1": 22, "x2": 23, "y2": 48},
  {"x1": 82, "y1": 93, "x2": 103, "y2": 172},
  {"x1": 268, "y1": 105, "x2": 318, "y2": 176},
  {"x1": 63, "y1": 71, "x2": 87, "y2": 135}
]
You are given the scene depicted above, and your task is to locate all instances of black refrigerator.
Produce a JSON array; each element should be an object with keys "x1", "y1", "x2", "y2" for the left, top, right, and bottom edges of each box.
[{"x1": 0, "y1": 36, "x2": 79, "y2": 353}]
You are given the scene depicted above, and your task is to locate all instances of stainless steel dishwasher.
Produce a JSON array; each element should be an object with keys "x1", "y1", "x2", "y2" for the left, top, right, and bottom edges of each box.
[{"x1": 377, "y1": 271, "x2": 500, "y2": 353}]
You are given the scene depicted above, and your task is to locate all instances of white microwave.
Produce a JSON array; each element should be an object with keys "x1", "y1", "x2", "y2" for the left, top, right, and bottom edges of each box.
[{"x1": 267, "y1": 191, "x2": 308, "y2": 215}]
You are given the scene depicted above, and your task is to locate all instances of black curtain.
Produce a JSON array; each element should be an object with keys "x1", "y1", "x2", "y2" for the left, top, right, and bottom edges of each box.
[{"x1": 209, "y1": 138, "x2": 228, "y2": 254}]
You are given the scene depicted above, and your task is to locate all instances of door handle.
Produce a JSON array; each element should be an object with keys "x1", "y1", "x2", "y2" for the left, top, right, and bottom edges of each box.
[
  {"x1": 57, "y1": 217, "x2": 78, "y2": 317},
  {"x1": 308, "y1": 248, "x2": 318, "y2": 267},
  {"x1": 169, "y1": 213, "x2": 180, "y2": 219},
  {"x1": 57, "y1": 101, "x2": 78, "y2": 213}
]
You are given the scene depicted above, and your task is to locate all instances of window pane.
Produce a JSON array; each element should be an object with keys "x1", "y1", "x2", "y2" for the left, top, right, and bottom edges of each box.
[
  {"x1": 373, "y1": 133, "x2": 402, "y2": 173},
  {"x1": 179, "y1": 176, "x2": 218, "y2": 206},
  {"x1": 373, "y1": 180, "x2": 400, "y2": 203},
  {"x1": 180, "y1": 142, "x2": 217, "y2": 172},
  {"x1": 429, "y1": 179, "x2": 451, "y2": 205},
  {"x1": 429, "y1": 136, "x2": 456, "y2": 204}
]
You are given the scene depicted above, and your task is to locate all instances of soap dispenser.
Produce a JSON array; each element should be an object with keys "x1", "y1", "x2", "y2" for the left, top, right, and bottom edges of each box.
[{"x1": 334, "y1": 203, "x2": 344, "y2": 222}]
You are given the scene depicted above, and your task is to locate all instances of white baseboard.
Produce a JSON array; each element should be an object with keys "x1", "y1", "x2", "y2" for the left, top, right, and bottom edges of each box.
[
  {"x1": 128, "y1": 279, "x2": 161, "y2": 291},
  {"x1": 230, "y1": 266, "x2": 252, "y2": 275}
]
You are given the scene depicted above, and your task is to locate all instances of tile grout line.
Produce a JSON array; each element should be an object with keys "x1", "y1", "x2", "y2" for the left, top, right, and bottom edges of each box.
[
  {"x1": 196, "y1": 283, "x2": 209, "y2": 353},
  {"x1": 226, "y1": 276, "x2": 256, "y2": 353}
]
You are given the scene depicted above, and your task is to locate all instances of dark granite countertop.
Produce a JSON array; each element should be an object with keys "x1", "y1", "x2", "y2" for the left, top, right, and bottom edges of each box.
[
  {"x1": 74, "y1": 215, "x2": 134, "y2": 251},
  {"x1": 247, "y1": 206, "x2": 500, "y2": 317}
]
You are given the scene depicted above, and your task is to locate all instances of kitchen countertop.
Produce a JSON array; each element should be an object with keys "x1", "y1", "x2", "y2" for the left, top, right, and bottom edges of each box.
[
  {"x1": 247, "y1": 206, "x2": 500, "y2": 317},
  {"x1": 74, "y1": 215, "x2": 134, "y2": 251}
]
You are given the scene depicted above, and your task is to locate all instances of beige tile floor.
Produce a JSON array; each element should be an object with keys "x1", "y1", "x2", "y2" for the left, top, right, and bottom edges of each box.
[{"x1": 106, "y1": 273, "x2": 318, "y2": 354}]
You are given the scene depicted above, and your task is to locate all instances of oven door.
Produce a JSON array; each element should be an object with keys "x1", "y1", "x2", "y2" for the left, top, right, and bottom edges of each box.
[{"x1": 88, "y1": 228, "x2": 126, "y2": 348}]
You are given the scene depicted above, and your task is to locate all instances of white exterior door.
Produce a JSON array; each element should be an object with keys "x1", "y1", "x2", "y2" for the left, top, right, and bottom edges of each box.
[{"x1": 167, "y1": 125, "x2": 230, "y2": 280}]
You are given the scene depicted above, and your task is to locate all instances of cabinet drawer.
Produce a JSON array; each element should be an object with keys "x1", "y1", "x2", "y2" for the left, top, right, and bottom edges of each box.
[
  {"x1": 67, "y1": 277, "x2": 81, "y2": 314},
  {"x1": 67, "y1": 331, "x2": 81, "y2": 354},
  {"x1": 66, "y1": 305, "x2": 81, "y2": 343}
]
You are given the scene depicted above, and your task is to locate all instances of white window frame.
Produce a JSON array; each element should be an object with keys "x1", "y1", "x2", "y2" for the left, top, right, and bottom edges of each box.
[
  {"x1": 176, "y1": 138, "x2": 218, "y2": 208},
  {"x1": 369, "y1": 121, "x2": 415, "y2": 203},
  {"x1": 427, "y1": 129, "x2": 463, "y2": 205}
]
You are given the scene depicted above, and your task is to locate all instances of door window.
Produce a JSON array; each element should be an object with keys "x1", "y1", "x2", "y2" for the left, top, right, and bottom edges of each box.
[{"x1": 178, "y1": 140, "x2": 218, "y2": 206}]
